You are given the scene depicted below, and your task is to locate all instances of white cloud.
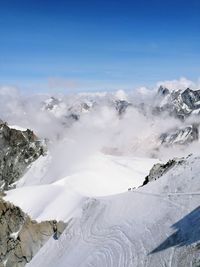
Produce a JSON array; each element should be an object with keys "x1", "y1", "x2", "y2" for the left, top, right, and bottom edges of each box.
[
  {"x1": 136, "y1": 86, "x2": 156, "y2": 96},
  {"x1": 0, "y1": 85, "x2": 20, "y2": 97},
  {"x1": 0, "y1": 77, "x2": 200, "y2": 171},
  {"x1": 156, "y1": 77, "x2": 197, "y2": 91},
  {"x1": 114, "y1": 89, "x2": 128, "y2": 100}
]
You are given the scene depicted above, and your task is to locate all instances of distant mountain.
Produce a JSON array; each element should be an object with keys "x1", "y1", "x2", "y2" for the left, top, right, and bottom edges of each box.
[
  {"x1": 154, "y1": 86, "x2": 200, "y2": 119},
  {"x1": 114, "y1": 99, "x2": 132, "y2": 115},
  {"x1": 41, "y1": 95, "x2": 132, "y2": 131},
  {"x1": 41, "y1": 89, "x2": 200, "y2": 148},
  {"x1": 160, "y1": 124, "x2": 199, "y2": 146}
]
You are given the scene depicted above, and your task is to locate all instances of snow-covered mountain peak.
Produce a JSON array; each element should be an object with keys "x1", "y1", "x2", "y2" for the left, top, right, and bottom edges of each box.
[{"x1": 154, "y1": 86, "x2": 200, "y2": 122}]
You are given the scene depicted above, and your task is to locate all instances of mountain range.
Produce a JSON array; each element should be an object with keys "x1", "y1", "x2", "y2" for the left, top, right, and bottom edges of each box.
[{"x1": 0, "y1": 86, "x2": 200, "y2": 266}]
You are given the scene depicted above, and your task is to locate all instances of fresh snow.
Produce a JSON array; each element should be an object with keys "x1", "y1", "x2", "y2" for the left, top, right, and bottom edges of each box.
[
  {"x1": 9, "y1": 125, "x2": 27, "y2": 131},
  {"x1": 27, "y1": 154, "x2": 200, "y2": 267},
  {"x1": 5, "y1": 153, "x2": 158, "y2": 221},
  {"x1": 5, "y1": 183, "x2": 85, "y2": 222},
  {"x1": 17, "y1": 152, "x2": 157, "y2": 195}
]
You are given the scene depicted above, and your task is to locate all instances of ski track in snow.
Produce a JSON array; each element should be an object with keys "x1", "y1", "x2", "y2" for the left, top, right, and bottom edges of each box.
[
  {"x1": 78, "y1": 200, "x2": 137, "y2": 267},
  {"x1": 28, "y1": 194, "x2": 197, "y2": 267},
  {"x1": 26, "y1": 155, "x2": 200, "y2": 267}
]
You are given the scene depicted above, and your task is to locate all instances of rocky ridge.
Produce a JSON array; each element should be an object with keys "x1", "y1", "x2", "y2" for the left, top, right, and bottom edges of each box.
[
  {"x1": 155, "y1": 86, "x2": 200, "y2": 120},
  {"x1": 0, "y1": 123, "x2": 46, "y2": 191},
  {"x1": 0, "y1": 197, "x2": 66, "y2": 267},
  {"x1": 160, "y1": 124, "x2": 199, "y2": 146},
  {"x1": 143, "y1": 157, "x2": 184, "y2": 185},
  {"x1": 153, "y1": 87, "x2": 200, "y2": 146}
]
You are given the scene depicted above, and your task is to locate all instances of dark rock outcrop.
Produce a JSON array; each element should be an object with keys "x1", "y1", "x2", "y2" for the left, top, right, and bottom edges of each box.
[
  {"x1": 0, "y1": 123, "x2": 46, "y2": 191},
  {"x1": 143, "y1": 157, "x2": 184, "y2": 186},
  {"x1": 181, "y1": 88, "x2": 200, "y2": 110},
  {"x1": 0, "y1": 197, "x2": 66, "y2": 267},
  {"x1": 157, "y1": 85, "x2": 170, "y2": 97},
  {"x1": 115, "y1": 100, "x2": 132, "y2": 115}
]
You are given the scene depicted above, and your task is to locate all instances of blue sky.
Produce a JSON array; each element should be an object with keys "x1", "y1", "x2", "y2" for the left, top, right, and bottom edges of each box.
[{"x1": 0, "y1": 0, "x2": 200, "y2": 92}]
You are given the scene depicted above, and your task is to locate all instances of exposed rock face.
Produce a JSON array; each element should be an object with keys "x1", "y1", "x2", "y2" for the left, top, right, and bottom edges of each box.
[
  {"x1": 114, "y1": 100, "x2": 131, "y2": 115},
  {"x1": 43, "y1": 96, "x2": 95, "y2": 127},
  {"x1": 160, "y1": 124, "x2": 199, "y2": 146},
  {"x1": 143, "y1": 157, "x2": 184, "y2": 185},
  {"x1": 155, "y1": 87, "x2": 200, "y2": 120},
  {"x1": 0, "y1": 123, "x2": 46, "y2": 191},
  {"x1": 154, "y1": 87, "x2": 200, "y2": 147},
  {"x1": 0, "y1": 197, "x2": 66, "y2": 267},
  {"x1": 157, "y1": 85, "x2": 170, "y2": 97},
  {"x1": 42, "y1": 96, "x2": 61, "y2": 111},
  {"x1": 181, "y1": 88, "x2": 200, "y2": 110}
]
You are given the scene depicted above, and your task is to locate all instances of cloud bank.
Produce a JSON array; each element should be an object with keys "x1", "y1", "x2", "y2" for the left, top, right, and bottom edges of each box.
[{"x1": 0, "y1": 77, "x2": 200, "y2": 177}]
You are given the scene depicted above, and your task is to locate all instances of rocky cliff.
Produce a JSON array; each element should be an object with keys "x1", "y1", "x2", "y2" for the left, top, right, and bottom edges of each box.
[
  {"x1": 0, "y1": 197, "x2": 66, "y2": 267},
  {"x1": 143, "y1": 157, "x2": 184, "y2": 185},
  {"x1": 160, "y1": 124, "x2": 199, "y2": 146},
  {"x1": 0, "y1": 123, "x2": 46, "y2": 191},
  {"x1": 155, "y1": 86, "x2": 200, "y2": 120}
]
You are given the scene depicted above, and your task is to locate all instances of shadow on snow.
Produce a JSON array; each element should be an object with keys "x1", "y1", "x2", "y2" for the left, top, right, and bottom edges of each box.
[{"x1": 151, "y1": 206, "x2": 200, "y2": 254}]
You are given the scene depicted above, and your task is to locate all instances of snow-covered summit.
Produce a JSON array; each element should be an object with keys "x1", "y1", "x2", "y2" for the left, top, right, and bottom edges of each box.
[{"x1": 155, "y1": 86, "x2": 200, "y2": 119}]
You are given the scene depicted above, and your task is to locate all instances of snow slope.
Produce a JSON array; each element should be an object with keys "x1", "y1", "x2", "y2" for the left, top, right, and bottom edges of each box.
[
  {"x1": 16, "y1": 152, "x2": 157, "y2": 194},
  {"x1": 5, "y1": 183, "x2": 85, "y2": 222},
  {"x1": 9, "y1": 125, "x2": 27, "y2": 131},
  {"x1": 27, "y1": 154, "x2": 200, "y2": 267},
  {"x1": 5, "y1": 153, "x2": 157, "y2": 221}
]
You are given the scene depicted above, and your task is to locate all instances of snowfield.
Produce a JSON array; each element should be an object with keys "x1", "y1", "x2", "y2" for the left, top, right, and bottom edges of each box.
[
  {"x1": 4, "y1": 153, "x2": 200, "y2": 267},
  {"x1": 26, "y1": 154, "x2": 200, "y2": 267},
  {"x1": 5, "y1": 153, "x2": 157, "y2": 221}
]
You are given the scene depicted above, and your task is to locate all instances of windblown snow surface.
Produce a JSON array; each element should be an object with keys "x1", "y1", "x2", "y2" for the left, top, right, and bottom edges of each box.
[{"x1": 25, "y1": 154, "x2": 200, "y2": 267}]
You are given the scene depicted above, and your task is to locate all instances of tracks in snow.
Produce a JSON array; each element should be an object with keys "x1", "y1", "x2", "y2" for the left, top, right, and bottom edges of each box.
[{"x1": 79, "y1": 199, "x2": 136, "y2": 267}]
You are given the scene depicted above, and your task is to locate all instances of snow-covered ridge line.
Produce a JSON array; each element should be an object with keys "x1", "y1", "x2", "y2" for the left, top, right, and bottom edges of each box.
[
  {"x1": 9, "y1": 125, "x2": 27, "y2": 131},
  {"x1": 5, "y1": 153, "x2": 158, "y2": 221}
]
